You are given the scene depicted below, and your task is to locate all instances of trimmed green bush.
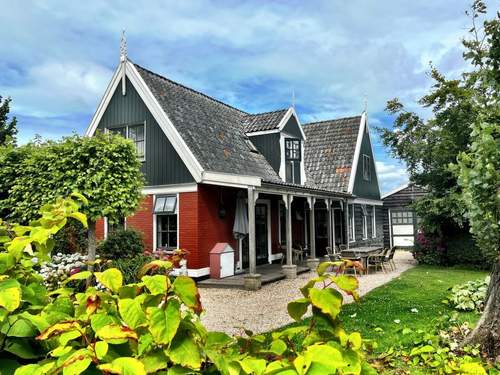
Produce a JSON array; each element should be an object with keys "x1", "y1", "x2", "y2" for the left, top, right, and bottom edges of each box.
[
  {"x1": 97, "y1": 228, "x2": 143, "y2": 259},
  {"x1": 111, "y1": 254, "x2": 152, "y2": 284}
]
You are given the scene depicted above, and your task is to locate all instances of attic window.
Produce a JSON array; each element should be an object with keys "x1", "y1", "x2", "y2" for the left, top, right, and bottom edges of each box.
[
  {"x1": 107, "y1": 122, "x2": 145, "y2": 161},
  {"x1": 245, "y1": 139, "x2": 259, "y2": 153},
  {"x1": 362, "y1": 154, "x2": 371, "y2": 181},
  {"x1": 285, "y1": 138, "x2": 301, "y2": 161},
  {"x1": 154, "y1": 195, "x2": 177, "y2": 214}
]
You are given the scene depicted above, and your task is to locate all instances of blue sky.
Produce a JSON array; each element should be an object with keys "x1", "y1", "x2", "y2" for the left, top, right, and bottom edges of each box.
[{"x1": 0, "y1": 1, "x2": 487, "y2": 193}]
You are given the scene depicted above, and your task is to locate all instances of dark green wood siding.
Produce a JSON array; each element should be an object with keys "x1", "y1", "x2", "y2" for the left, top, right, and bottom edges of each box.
[
  {"x1": 282, "y1": 116, "x2": 303, "y2": 138},
  {"x1": 352, "y1": 130, "x2": 380, "y2": 199},
  {"x1": 96, "y1": 78, "x2": 194, "y2": 186},
  {"x1": 249, "y1": 133, "x2": 280, "y2": 173}
]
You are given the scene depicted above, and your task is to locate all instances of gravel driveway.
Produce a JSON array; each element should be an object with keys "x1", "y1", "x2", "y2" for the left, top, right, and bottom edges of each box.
[{"x1": 199, "y1": 251, "x2": 416, "y2": 335}]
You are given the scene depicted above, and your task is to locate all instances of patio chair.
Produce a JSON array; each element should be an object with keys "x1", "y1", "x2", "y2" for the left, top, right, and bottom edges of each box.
[
  {"x1": 326, "y1": 246, "x2": 341, "y2": 261},
  {"x1": 279, "y1": 244, "x2": 287, "y2": 265},
  {"x1": 340, "y1": 249, "x2": 363, "y2": 277},
  {"x1": 383, "y1": 247, "x2": 397, "y2": 271},
  {"x1": 292, "y1": 246, "x2": 306, "y2": 264},
  {"x1": 367, "y1": 248, "x2": 389, "y2": 274}
]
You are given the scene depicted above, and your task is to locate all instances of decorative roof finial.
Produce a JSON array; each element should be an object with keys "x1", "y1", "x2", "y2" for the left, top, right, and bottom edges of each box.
[
  {"x1": 292, "y1": 88, "x2": 295, "y2": 109},
  {"x1": 120, "y1": 30, "x2": 127, "y2": 63},
  {"x1": 363, "y1": 93, "x2": 368, "y2": 113}
]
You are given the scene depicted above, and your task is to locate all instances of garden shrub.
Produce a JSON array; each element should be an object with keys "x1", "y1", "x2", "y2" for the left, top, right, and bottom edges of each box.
[
  {"x1": 0, "y1": 195, "x2": 376, "y2": 374},
  {"x1": 51, "y1": 218, "x2": 87, "y2": 255},
  {"x1": 97, "y1": 228, "x2": 143, "y2": 259},
  {"x1": 37, "y1": 252, "x2": 89, "y2": 290},
  {"x1": 111, "y1": 254, "x2": 152, "y2": 284},
  {"x1": 444, "y1": 276, "x2": 490, "y2": 312}
]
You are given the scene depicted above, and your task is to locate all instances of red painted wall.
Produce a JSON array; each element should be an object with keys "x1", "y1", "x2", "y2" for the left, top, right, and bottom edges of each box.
[
  {"x1": 178, "y1": 191, "x2": 199, "y2": 267},
  {"x1": 126, "y1": 195, "x2": 154, "y2": 252},
  {"x1": 96, "y1": 218, "x2": 105, "y2": 241}
]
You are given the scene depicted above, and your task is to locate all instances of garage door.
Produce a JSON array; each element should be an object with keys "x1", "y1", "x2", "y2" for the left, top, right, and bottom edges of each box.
[{"x1": 390, "y1": 210, "x2": 415, "y2": 247}]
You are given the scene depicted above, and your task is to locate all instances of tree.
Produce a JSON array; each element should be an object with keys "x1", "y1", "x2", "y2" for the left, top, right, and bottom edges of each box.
[
  {"x1": 0, "y1": 96, "x2": 17, "y2": 146},
  {"x1": 380, "y1": 1, "x2": 500, "y2": 358},
  {"x1": 0, "y1": 132, "x2": 144, "y2": 263}
]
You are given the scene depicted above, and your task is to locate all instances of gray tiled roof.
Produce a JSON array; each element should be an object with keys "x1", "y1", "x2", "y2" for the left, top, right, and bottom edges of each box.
[
  {"x1": 135, "y1": 64, "x2": 281, "y2": 182},
  {"x1": 303, "y1": 116, "x2": 362, "y2": 192},
  {"x1": 242, "y1": 109, "x2": 288, "y2": 133}
]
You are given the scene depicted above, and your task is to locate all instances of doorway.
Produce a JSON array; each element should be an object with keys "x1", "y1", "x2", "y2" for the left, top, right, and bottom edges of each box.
[
  {"x1": 334, "y1": 208, "x2": 344, "y2": 246},
  {"x1": 240, "y1": 201, "x2": 271, "y2": 269}
]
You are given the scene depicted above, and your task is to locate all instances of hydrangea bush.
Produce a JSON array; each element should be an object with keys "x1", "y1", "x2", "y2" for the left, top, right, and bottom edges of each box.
[{"x1": 37, "y1": 252, "x2": 88, "y2": 290}]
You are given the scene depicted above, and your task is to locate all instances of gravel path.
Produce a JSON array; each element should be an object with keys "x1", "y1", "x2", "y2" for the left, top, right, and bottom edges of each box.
[{"x1": 199, "y1": 251, "x2": 416, "y2": 335}]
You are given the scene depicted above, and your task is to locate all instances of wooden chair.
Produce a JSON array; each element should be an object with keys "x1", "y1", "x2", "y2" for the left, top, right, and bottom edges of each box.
[
  {"x1": 383, "y1": 247, "x2": 397, "y2": 271},
  {"x1": 340, "y1": 248, "x2": 364, "y2": 276},
  {"x1": 367, "y1": 248, "x2": 389, "y2": 274},
  {"x1": 326, "y1": 246, "x2": 341, "y2": 261}
]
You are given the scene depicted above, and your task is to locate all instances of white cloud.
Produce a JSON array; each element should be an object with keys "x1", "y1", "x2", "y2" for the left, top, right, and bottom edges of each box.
[{"x1": 376, "y1": 161, "x2": 409, "y2": 195}]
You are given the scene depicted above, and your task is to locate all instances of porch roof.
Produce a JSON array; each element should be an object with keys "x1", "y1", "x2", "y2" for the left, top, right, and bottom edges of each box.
[{"x1": 260, "y1": 180, "x2": 353, "y2": 199}]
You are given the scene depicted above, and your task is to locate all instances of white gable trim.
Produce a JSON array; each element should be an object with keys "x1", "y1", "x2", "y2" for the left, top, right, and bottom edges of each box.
[
  {"x1": 85, "y1": 61, "x2": 204, "y2": 182},
  {"x1": 347, "y1": 113, "x2": 381, "y2": 197},
  {"x1": 347, "y1": 113, "x2": 366, "y2": 193},
  {"x1": 381, "y1": 183, "x2": 410, "y2": 199},
  {"x1": 85, "y1": 63, "x2": 122, "y2": 137},
  {"x1": 246, "y1": 129, "x2": 280, "y2": 136},
  {"x1": 277, "y1": 107, "x2": 307, "y2": 140}
]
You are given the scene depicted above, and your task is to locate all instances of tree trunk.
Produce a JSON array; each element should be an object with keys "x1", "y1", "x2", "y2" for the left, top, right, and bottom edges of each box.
[
  {"x1": 87, "y1": 220, "x2": 97, "y2": 272},
  {"x1": 464, "y1": 257, "x2": 500, "y2": 361}
]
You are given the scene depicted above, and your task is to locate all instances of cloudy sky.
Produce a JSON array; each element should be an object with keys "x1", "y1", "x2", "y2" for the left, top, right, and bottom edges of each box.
[{"x1": 0, "y1": 0, "x2": 489, "y2": 193}]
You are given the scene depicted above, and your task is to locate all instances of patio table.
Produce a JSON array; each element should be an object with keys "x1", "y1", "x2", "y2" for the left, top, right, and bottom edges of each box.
[{"x1": 341, "y1": 246, "x2": 383, "y2": 272}]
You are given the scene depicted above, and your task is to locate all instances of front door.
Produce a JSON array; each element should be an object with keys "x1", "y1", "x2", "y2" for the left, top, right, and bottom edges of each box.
[
  {"x1": 240, "y1": 203, "x2": 270, "y2": 269},
  {"x1": 255, "y1": 203, "x2": 269, "y2": 265}
]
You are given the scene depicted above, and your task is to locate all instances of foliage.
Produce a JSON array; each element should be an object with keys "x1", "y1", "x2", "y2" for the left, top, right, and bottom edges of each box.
[
  {"x1": 37, "y1": 252, "x2": 89, "y2": 290},
  {"x1": 444, "y1": 277, "x2": 490, "y2": 312},
  {"x1": 413, "y1": 231, "x2": 446, "y2": 265},
  {"x1": 51, "y1": 218, "x2": 88, "y2": 255},
  {"x1": 97, "y1": 229, "x2": 144, "y2": 259},
  {"x1": 453, "y1": 1, "x2": 500, "y2": 260},
  {"x1": 374, "y1": 316, "x2": 493, "y2": 374},
  {"x1": 0, "y1": 197, "x2": 375, "y2": 374},
  {"x1": 0, "y1": 95, "x2": 17, "y2": 147},
  {"x1": 0, "y1": 133, "x2": 144, "y2": 225},
  {"x1": 110, "y1": 254, "x2": 152, "y2": 285}
]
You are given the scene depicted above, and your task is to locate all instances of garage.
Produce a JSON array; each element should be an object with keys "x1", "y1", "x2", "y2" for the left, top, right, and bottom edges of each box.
[{"x1": 382, "y1": 184, "x2": 427, "y2": 249}]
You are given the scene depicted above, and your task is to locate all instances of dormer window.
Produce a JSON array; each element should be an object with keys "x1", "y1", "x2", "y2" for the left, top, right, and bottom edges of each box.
[
  {"x1": 285, "y1": 138, "x2": 301, "y2": 184},
  {"x1": 285, "y1": 139, "x2": 301, "y2": 161}
]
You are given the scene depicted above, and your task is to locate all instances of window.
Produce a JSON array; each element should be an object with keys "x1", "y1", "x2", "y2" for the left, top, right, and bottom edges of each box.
[
  {"x1": 155, "y1": 195, "x2": 178, "y2": 249},
  {"x1": 285, "y1": 139, "x2": 301, "y2": 160},
  {"x1": 108, "y1": 122, "x2": 146, "y2": 161},
  {"x1": 391, "y1": 210, "x2": 414, "y2": 225},
  {"x1": 372, "y1": 205, "x2": 377, "y2": 238},
  {"x1": 362, "y1": 154, "x2": 371, "y2": 181},
  {"x1": 348, "y1": 204, "x2": 355, "y2": 242},
  {"x1": 361, "y1": 205, "x2": 368, "y2": 239}
]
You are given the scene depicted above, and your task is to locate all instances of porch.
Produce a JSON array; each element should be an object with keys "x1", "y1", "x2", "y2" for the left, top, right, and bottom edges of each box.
[{"x1": 198, "y1": 263, "x2": 310, "y2": 289}]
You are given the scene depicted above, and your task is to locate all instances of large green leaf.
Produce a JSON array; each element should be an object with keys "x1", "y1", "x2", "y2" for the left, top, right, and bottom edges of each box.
[
  {"x1": 287, "y1": 298, "x2": 310, "y2": 321},
  {"x1": 167, "y1": 333, "x2": 202, "y2": 369},
  {"x1": 304, "y1": 344, "x2": 345, "y2": 374},
  {"x1": 0, "y1": 278, "x2": 21, "y2": 312},
  {"x1": 238, "y1": 357, "x2": 266, "y2": 375},
  {"x1": 142, "y1": 349, "x2": 169, "y2": 373},
  {"x1": 95, "y1": 268, "x2": 123, "y2": 292},
  {"x1": 1, "y1": 316, "x2": 37, "y2": 337},
  {"x1": 118, "y1": 298, "x2": 146, "y2": 329},
  {"x1": 61, "y1": 349, "x2": 92, "y2": 375},
  {"x1": 98, "y1": 357, "x2": 146, "y2": 375},
  {"x1": 142, "y1": 275, "x2": 170, "y2": 295},
  {"x1": 147, "y1": 299, "x2": 181, "y2": 345},
  {"x1": 95, "y1": 324, "x2": 138, "y2": 342},
  {"x1": 90, "y1": 312, "x2": 115, "y2": 332},
  {"x1": 172, "y1": 276, "x2": 201, "y2": 313},
  {"x1": 5, "y1": 337, "x2": 40, "y2": 359},
  {"x1": 37, "y1": 321, "x2": 81, "y2": 340},
  {"x1": 309, "y1": 288, "x2": 343, "y2": 320}
]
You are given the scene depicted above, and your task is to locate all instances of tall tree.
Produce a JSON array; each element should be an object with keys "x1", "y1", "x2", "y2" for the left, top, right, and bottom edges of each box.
[
  {"x1": 0, "y1": 132, "x2": 144, "y2": 263},
  {"x1": 0, "y1": 96, "x2": 17, "y2": 146},
  {"x1": 380, "y1": 1, "x2": 499, "y2": 358}
]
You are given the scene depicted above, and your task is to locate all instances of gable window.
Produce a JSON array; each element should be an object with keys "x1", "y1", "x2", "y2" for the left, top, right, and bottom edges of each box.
[
  {"x1": 108, "y1": 122, "x2": 146, "y2": 161},
  {"x1": 154, "y1": 195, "x2": 177, "y2": 249},
  {"x1": 361, "y1": 205, "x2": 368, "y2": 239},
  {"x1": 372, "y1": 205, "x2": 377, "y2": 238},
  {"x1": 362, "y1": 154, "x2": 371, "y2": 181},
  {"x1": 285, "y1": 138, "x2": 301, "y2": 184},
  {"x1": 348, "y1": 204, "x2": 355, "y2": 242}
]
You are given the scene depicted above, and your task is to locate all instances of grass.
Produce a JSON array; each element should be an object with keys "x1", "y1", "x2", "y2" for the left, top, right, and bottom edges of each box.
[{"x1": 338, "y1": 265, "x2": 488, "y2": 352}]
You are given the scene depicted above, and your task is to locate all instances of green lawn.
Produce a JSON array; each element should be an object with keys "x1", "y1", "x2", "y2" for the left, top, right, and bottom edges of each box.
[{"x1": 338, "y1": 265, "x2": 488, "y2": 352}]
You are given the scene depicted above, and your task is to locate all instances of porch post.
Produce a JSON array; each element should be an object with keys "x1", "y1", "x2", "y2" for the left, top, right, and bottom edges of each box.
[
  {"x1": 326, "y1": 199, "x2": 332, "y2": 250},
  {"x1": 345, "y1": 198, "x2": 350, "y2": 251},
  {"x1": 244, "y1": 187, "x2": 261, "y2": 290},
  {"x1": 282, "y1": 193, "x2": 297, "y2": 278},
  {"x1": 307, "y1": 197, "x2": 320, "y2": 270}
]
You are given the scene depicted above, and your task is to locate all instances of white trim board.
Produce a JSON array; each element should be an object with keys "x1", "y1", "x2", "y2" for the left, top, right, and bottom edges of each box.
[
  {"x1": 381, "y1": 183, "x2": 410, "y2": 199},
  {"x1": 349, "y1": 198, "x2": 383, "y2": 206},
  {"x1": 201, "y1": 171, "x2": 261, "y2": 188},
  {"x1": 245, "y1": 107, "x2": 307, "y2": 140},
  {"x1": 143, "y1": 183, "x2": 198, "y2": 195},
  {"x1": 170, "y1": 267, "x2": 211, "y2": 278}
]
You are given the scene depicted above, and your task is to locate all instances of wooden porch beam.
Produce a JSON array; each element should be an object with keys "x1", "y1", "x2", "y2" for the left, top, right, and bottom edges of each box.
[
  {"x1": 286, "y1": 194, "x2": 293, "y2": 266},
  {"x1": 247, "y1": 187, "x2": 257, "y2": 275}
]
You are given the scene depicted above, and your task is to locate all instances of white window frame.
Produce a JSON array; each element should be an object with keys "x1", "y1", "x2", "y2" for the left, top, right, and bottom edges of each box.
[
  {"x1": 106, "y1": 121, "x2": 146, "y2": 162},
  {"x1": 371, "y1": 205, "x2": 377, "y2": 238},
  {"x1": 362, "y1": 154, "x2": 371, "y2": 181},
  {"x1": 153, "y1": 194, "x2": 179, "y2": 251},
  {"x1": 348, "y1": 204, "x2": 355, "y2": 243}
]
